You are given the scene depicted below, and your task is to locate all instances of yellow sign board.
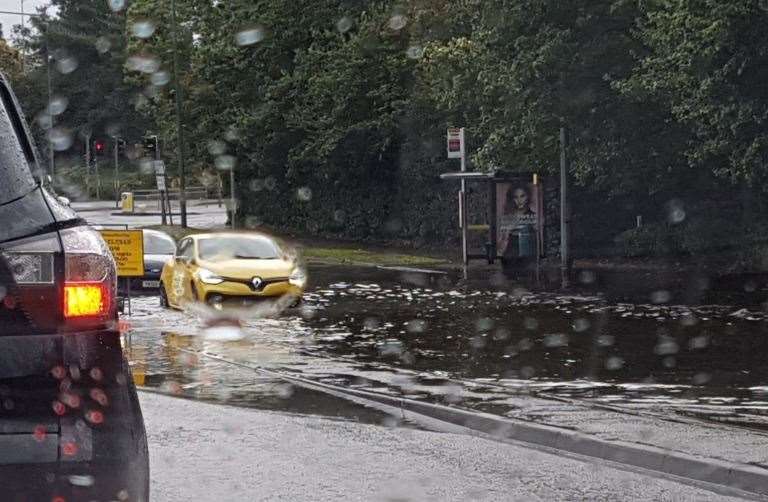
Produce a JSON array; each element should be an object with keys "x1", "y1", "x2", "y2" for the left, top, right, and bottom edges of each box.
[{"x1": 99, "y1": 230, "x2": 144, "y2": 277}]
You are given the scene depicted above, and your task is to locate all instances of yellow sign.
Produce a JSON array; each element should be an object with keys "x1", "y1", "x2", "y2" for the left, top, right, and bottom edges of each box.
[{"x1": 99, "y1": 230, "x2": 144, "y2": 277}]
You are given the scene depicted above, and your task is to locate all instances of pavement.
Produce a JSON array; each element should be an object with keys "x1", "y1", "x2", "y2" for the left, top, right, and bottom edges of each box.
[{"x1": 139, "y1": 390, "x2": 750, "y2": 501}]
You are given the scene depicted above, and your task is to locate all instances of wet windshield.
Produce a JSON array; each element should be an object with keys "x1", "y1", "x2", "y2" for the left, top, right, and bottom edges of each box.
[
  {"x1": 5, "y1": 0, "x2": 768, "y2": 500},
  {"x1": 143, "y1": 231, "x2": 175, "y2": 255},
  {"x1": 198, "y1": 236, "x2": 280, "y2": 261}
]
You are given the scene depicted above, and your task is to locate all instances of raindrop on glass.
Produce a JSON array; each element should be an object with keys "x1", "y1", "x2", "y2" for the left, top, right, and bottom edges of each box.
[
  {"x1": 406, "y1": 319, "x2": 427, "y2": 333},
  {"x1": 523, "y1": 317, "x2": 538, "y2": 330},
  {"x1": 692, "y1": 372, "x2": 710, "y2": 385},
  {"x1": 108, "y1": 0, "x2": 126, "y2": 12},
  {"x1": 333, "y1": 209, "x2": 346, "y2": 223},
  {"x1": 127, "y1": 54, "x2": 160, "y2": 74},
  {"x1": 650, "y1": 290, "x2": 671, "y2": 304},
  {"x1": 48, "y1": 96, "x2": 68, "y2": 116},
  {"x1": 596, "y1": 334, "x2": 615, "y2": 347},
  {"x1": 132, "y1": 19, "x2": 156, "y2": 38},
  {"x1": 48, "y1": 127, "x2": 73, "y2": 151},
  {"x1": 249, "y1": 178, "x2": 264, "y2": 192},
  {"x1": 95, "y1": 36, "x2": 111, "y2": 54},
  {"x1": 56, "y1": 57, "x2": 78, "y2": 75},
  {"x1": 207, "y1": 140, "x2": 227, "y2": 156},
  {"x1": 235, "y1": 26, "x2": 266, "y2": 46},
  {"x1": 666, "y1": 199, "x2": 686, "y2": 224},
  {"x1": 405, "y1": 45, "x2": 423, "y2": 59},
  {"x1": 244, "y1": 215, "x2": 261, "y2": 228},
  {"x1": 689, "y1": 335, "x2": 709, "y2": 350},
  {"x1": 336, "y1": 16, "x2": 353, "y2": 33},
  {"x1": 543, "y1": 333, "x2": 568, "y2": 348},
  {"x1": 297, "y1": 186, "x2": 312, "y2": 202},
  {"x1": 214, "y1": 155, "x2": 236, "y2": 171},
  {"x1": 520, "y1": 366, "x2": 535, "y2": 378},
  {"x1": 151, "y1": 70, "x2": 170, "y2": 86},
  {"x1": 572, "y1": 318, "x2": 590, "y2": 332},
  {"x1": 388, "y1": 14, "x2": 407, "y2": 30},
  {"x1": 578, "y1": 270, "x2": 597, "y2": 284},
  {"x1": 605, "y1": 356, "x2": 624, "y2": 370}
]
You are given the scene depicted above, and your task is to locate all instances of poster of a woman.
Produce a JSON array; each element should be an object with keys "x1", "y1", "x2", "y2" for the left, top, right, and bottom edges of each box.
[{"x1": 497, "y1": 183, "x2": 539, "y2": 260}]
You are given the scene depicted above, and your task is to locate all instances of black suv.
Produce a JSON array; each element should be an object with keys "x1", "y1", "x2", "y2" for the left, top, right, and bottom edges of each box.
[{"x1": 0, "y1": 75, "x2": 149, "y2": 500}]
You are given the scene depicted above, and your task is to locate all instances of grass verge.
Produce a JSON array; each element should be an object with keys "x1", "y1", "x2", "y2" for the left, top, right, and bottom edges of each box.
[{"x1": 143, "y1": 225, "x2": 449, "y2": 267}]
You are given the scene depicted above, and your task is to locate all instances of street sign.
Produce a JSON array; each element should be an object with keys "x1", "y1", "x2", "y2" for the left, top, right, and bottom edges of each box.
[
  {"x1": 156, "y1": 175, "x2": 166, "y2": 191},
  {"x1": 99, "y1": 230, "x2": 144, "y2": 277},
  {"x1": 153, "y1": 160, "x2": 165, "y2": 175},
  {"x1": 447, "y1": 127, "x2": 465, "y2": 159}
]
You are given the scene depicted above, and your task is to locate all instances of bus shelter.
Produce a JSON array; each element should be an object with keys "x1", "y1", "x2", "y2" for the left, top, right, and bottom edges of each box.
[{"x1": 439, "y1": 170, "x2": 545, "y2": 269}]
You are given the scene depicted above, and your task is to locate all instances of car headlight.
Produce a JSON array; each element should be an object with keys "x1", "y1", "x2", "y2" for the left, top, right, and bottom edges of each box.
[
  {"x1": 289, "y1": 267, "x2": 307, "y2": 287},
  {"x1": 198, "y1": 268, "x2": 224, "y2": 285}
]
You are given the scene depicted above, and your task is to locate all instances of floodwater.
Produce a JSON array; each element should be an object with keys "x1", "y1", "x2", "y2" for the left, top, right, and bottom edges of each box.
[{"x1": 123, "y1": 264, "x2": 768, "y2": 429}]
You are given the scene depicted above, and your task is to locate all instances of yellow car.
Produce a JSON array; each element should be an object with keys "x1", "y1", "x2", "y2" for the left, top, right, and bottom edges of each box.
[{"x1": 159, "y1": 232, "x2": 306, "y2": 309}]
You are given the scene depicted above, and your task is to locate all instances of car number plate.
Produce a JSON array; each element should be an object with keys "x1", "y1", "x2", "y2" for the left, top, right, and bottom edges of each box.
[{"x1": 142, "y1": 280, "x2": 160, "y2": 288}]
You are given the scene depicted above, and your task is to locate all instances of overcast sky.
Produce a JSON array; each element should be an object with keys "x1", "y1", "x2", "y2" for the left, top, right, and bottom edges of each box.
[{"x1": 0, "y1": 0, "x2": 51, "y2": 42}]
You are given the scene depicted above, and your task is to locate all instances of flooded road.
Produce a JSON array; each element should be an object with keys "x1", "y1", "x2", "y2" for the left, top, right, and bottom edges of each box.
[{"x1": 123, "y1": 264, "x2": 768, "y2": 428}]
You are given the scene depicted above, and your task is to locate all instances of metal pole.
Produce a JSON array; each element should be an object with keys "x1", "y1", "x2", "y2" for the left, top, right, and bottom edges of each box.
[
  {"x1": 94, "y1": 156, "x2": 100, "y2": 199},
  {"x1": 84, "y1": 132, "x2": 91, "y2": 196},
  {"x1": 460, "y1": 133, "x2": 468, "y2": 269},
  {"x1": 559, "y1": 126, "x2": 569, "y2": 289},
  {"x1": 169, "y1": 0, "x2": 188, "y2": 228},
  {"x1": 113, "y1": 137, "x2": 120, "y2": 208},
  {"x1": 230, "y1": 168, "x2": 236, "y2": 229}
]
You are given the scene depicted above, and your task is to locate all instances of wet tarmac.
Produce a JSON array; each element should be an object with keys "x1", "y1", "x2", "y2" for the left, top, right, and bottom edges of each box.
[{"x1": 123, "y1": 264, "x2": 768, "y2": 429}]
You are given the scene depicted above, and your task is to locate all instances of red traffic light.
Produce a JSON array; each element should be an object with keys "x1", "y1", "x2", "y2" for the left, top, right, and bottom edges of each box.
[{"x1": 94, "y1": 141, "x2": 105, "y2": 152}]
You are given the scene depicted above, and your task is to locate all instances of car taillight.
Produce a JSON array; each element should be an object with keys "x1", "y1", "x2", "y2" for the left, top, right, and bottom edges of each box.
[
  {"x1": 60, "y1": 227, "x2": 116, "y2": 323},
  {"x1": 0, "y1": 226, "x2": 116, "y2": 333},
  {"x1": 64, "y1": 283, "x2": 107, "y2": 318}
]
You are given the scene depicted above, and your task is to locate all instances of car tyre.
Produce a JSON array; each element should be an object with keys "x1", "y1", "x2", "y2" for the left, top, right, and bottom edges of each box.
[{"x1": 159, "y1": 281, "x2": 169, "y2": 308}]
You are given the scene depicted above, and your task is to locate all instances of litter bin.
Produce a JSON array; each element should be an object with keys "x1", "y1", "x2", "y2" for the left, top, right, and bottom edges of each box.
[{"x1": 121, "y1": 192, "x2": 134, "y2": 213}]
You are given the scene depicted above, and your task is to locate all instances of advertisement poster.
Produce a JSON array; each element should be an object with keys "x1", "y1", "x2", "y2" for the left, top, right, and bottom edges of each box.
[{"x1": 496, "y1": 180, "x2": 543, "y2": 259}]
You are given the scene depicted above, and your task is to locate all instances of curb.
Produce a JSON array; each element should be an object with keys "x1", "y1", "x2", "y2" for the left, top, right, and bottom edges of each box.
[{"x1": 194, "y1": 351, "x2": 768, "y2": 498}]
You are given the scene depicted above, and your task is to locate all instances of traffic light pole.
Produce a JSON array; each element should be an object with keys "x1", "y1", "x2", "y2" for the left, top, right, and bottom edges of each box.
[
  {"x1": 113, "y1": 137, "x2": 120, "y2": 209},
  {"x1": 170, "y1": 0, "x2": 188, "y2": 228}
]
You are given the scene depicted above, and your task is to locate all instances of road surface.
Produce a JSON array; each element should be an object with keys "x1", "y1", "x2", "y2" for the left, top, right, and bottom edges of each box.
[{"x1": 140, "y1": 390, "x2": 747, "y2": 501}]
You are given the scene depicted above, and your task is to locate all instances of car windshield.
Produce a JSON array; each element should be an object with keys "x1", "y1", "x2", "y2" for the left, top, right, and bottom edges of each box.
[
  {"x1": 143, "y1": 231, "x2": 175, "y2": 254},
  {"x1": 8, "y1": 0, "x2": 768, "y2": 500},
  {"x1": 198, "y1": 236, "x2": 280, "y2": 261}
]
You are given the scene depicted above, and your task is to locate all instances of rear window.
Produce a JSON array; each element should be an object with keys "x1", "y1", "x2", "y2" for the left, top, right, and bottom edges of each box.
[
  {"x1": 198, "y1": 236, "x2": 280, "y2": 261},
  {"x1": 144, "y1": 232, "x2": 176, "y2": 255},
  {"x1": 0, "y1": 82, "x2": 36, "y2": 205}
]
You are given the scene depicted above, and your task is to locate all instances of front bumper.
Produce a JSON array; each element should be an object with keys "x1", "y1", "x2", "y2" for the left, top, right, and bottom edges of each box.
[{"x1": 197, "y1": 280, "x2": 303, "y2": 303}]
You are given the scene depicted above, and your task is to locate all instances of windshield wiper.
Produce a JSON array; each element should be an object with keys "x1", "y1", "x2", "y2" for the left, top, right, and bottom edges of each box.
[{"x1": 234, "y1": 254, "x2": 277, "y2": 260}]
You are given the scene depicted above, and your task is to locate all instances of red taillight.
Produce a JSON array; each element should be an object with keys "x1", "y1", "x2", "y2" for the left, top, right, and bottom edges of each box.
[{"x1": 63, "y1": 283, "x2": 107, "y2": 318}]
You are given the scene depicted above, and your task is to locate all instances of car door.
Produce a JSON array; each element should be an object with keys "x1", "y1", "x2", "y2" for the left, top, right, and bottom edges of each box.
[{"x1": 168, "y1": 238, "x2": 195, "y2": 306}]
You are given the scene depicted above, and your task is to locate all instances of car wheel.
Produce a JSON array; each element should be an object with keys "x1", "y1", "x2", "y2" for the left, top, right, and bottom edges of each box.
[
  {"x1": 191, "y1": 283, "x2": 200, "y2": 303},
  {"x1": 159, "y1": 281, "x2": 169, "y2": 308}
]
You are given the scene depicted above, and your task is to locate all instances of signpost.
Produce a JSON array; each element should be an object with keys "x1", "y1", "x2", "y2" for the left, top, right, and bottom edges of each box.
[
  {"x1": 447, "y1": 127, "x2": 468, "y2": 271},
  {"x1": 154, "y1": 160, "x2": 172, "y2": 225},
  {"x1": 99, "y1": 229, "x2": 144, "y2": 316}
]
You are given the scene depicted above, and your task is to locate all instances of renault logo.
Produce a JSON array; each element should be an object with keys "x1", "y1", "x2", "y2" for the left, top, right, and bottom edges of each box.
[{"x1": 251, "y1": 276, "x2": 263, "y2": 289}]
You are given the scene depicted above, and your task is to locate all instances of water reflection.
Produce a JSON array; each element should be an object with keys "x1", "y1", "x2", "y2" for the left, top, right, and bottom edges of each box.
[{"x1": 125, "y1": 264, "x2": 768, "y2": 430}]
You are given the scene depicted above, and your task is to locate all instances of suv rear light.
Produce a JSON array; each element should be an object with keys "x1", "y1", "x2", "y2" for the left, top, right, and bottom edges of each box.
[
  {"x1": 0, "y1": 225, "x2": 116, "y2": 333},
  {"x1": 64, "y1": 283, "x2": 108, "y2": 318},
  {"x1": 60, "y1": 227, "x2": 116, "y2": 323}
]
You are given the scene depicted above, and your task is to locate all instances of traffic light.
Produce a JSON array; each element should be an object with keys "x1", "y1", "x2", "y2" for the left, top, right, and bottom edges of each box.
[
  {"x1": 117, "y1": 138, "x2": 126, "y2": 157},
  {"x1": 93, "y1": 139, "x2": 106, "y2": 156},
  {"x1": 143, "y1": 136, "x2": 159, "y2": 159}
]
